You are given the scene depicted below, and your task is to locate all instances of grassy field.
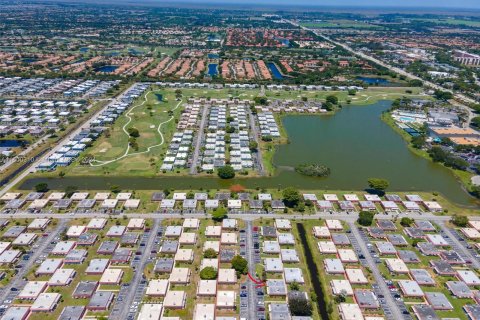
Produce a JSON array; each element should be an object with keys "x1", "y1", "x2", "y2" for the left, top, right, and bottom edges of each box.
[
  {"x1": 412, "y1": 18, "x2": 480, "y2": 28},
  {"x1": 65, "y1": 87, "x2": 183, "y2": 177},
  {"x1": 53, "y1": 86, "x2": 426, "y2": 178}
]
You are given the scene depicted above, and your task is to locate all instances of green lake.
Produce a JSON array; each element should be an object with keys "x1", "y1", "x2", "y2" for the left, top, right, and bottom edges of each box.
[{"x1": 20, "y1": 100, "x2": 478, "y2": 207}]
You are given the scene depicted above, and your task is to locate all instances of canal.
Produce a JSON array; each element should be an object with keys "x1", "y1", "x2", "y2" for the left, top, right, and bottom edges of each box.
[
  {"x1": 19, "y1": 101, "x2": 478, "y2": 207},
  {"x1": 297, "y1": 223, "x2": 329, "y2": 320}
]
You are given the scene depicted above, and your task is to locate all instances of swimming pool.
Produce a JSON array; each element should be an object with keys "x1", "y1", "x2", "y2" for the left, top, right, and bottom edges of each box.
[{"x1": 399, "y1": 116, "x2": 415, "y2": 122}]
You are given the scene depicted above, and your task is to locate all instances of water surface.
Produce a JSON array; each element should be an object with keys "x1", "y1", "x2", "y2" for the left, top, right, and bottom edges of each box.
[{"x1": 20, "y1": 101, "x2": 477, "y2": 206}]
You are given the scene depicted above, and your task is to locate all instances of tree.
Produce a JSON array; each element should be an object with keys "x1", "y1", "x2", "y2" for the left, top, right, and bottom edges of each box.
[
  {"x1": 411, "y1": 135, "x2": 426, "y2": 149},
  {"x1": 34, "y1": 183, "x2": 49, "y2": 193},
  {"x1": 451, "y1": 214, "x2": 468, "y2": 227},
  {"x1": 295, "y1": 164, "x2": 331, "y2": 177},
  {"x1": 217, "y1": 165, "x2": 235, "y2": 179},
  {"x1": 289, "y1": 281, "x2": 300, "y2": 291},
  {"x1": 434, "y1": 90, "x2": 453, "y2": 101},
  {"x1": 64, "y1": 186, "x2": 78, "y2": 198},
  {"x1": 231, "y1": 255, "x2": 248, "y2": 275},
  {"x1": 358, "y1": 211, "x2": 375, "y2": 226},
  {"x1": 110, "y1": 185, "x2": 121, "y2": 194},
  {"x1": 254, "y1": 96, "x2": 268, "y2": 105},
  {"x1": 400, "y1": 217, "x2": 414, "y2": 227},
  {"x1": 249, "y1": 141, "x2": 258, "y2": 152},
  {"x1": 472, "y1": 116, "x2": 480, "y2": 128},
  {"x1": 326, "y1": 95, "x2": 339, "y2": 105},
  {"x1": 212, "y1": 207, "x2": 227, "y2": 222},
  {"x1": 367, "y1": 178, "x2": 389, "y2": 194},
  {"x1": 282, "y1": 187, "x2": 300, "y2": 208},
  {"x1": 200, "y1": 267, "x2": 217, "y2": 280},
  {"x1": 127, "y1": 127, "x2": 140, "y2": 138},
  {"x1": 204, "y1": 248, "x2": 218, "y2": 259},
  {"x1": 289, "y1": 295, "x2": 313, "y2": 316},
  {"x1": 324, "y1": 101, "x2": 334, "y2": 111}
]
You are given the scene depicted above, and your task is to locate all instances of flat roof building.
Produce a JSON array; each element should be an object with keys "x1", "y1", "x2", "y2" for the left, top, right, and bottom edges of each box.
[
  {"x1": 31, "y1": 292, "x2": 61, "y2": 312},
  {"x1": 447, "y1": 281, "x2": 473, "y2": 298},
  {"x1": 48, "y1": 268, "x2": 76, "y2": 286},
  {"x1": 169, "y1": 267, "x2": 191, "y2": 284},
  {"x1": 1, "y1": 306, "x2": 30, "y2": 320},
  {"x1": 36, "y1": 258, "x2": 63, "y2": 275},
  {"x1": 266, "y1": 279, "x2": 287, "y2": 296},
  {"x1": 216, "y1": 291, "x2": 236, "y2": 309},
  {"x1": 163, "y1": 290, "x2": 186, "y2": 309},
  {"x1": 58, "y1": 306, "x2": 86, "y2": 320},
  {"x1": 87, "y1": 291, "x2": 114, "y2": 311},
  {"x1": 325, "y1": 258, "x2": 345, "y2": 274},
  {"x1": 100, "y1": 268, "x2": 123, "y2": 284},
  {"x1": 146, "y1": 279, "x2": 169, "y2": 297},
  {"x1": 73, "y1": 281, "x2": 98, "y2": 299},
  {"x1": 338, "y1": 303, "x2": 363, "y2": 320},
  {"x1": 18, "y1": 281, "x2": 48, "y2": 300},
  {"x1": 193, "y1": 303, "x2": 214, "y2": 320},
  {"x1": 399, "y1": 280, "x2": 424, "y2": 297},
  {"x1": 197, "y1": 280, "x2": 217, "y2": 296},
  {"x1": 284, "y1": 268, "x2": 304, "y2": 284},
  {"x1": 86, "y1": 259, "x2": 109, "y2": 274},
  {"x1": 425, "y1": 292, "x2": 453, "y2": 310},
  {"x1": 137, "y1": 304, "x2": 163, "y2": 320},
  {"x1": 331, "y1": 279, "x2": 353, "y2": 296},
  {"x1": 354, "y1": 290, "x2": 379, "y2": 309}
]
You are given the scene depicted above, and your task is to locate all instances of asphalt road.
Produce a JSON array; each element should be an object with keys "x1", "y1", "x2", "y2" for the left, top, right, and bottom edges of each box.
[
  {"x1": 0, "y1": 219, "x2": 68, "y2": 305},
  {"x1": 349, "y1": 222, "x2": 406, "y2": 320},
  {"x1": 113, "y1": 218, "x2": 160, "y2": 320},
  {"x1": 437, "y1": 221, "x2": 480, "y2": 268},
  {"x1": 248, "y1": 112, "x2": 265, "y2": 176},
  {"x1": 189, "y1": 104, "x2": 209, "y2": 174},
  {"x1": 0, "y1": 210, "x2": 460, "y2": 223},
  {"x1": 245, "y1": 221, "x2": 257, "y2": 320}
]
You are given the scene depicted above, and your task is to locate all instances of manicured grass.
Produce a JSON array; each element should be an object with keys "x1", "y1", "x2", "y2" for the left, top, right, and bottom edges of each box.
[{"x1": 64, "y1": 87, "x2": 183, "y2": 177}]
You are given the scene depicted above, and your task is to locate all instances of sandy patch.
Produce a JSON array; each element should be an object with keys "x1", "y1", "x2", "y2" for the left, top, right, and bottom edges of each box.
[{"x1": 99, "y1": 148, "x2": 107, "y2": 153}]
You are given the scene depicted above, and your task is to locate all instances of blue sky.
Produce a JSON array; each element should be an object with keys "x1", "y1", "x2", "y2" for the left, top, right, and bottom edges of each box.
[{"x1": 177, "y1": 0, "x2": 480, "y2": 9}]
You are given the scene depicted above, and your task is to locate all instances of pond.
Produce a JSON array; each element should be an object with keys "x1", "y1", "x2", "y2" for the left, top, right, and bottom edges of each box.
[
  {"x1": 20, "y1": 101, "x2": 478, "y2": 207},
  {"x1": 207, "y1": 64, "x2": 218, "y2": 76},
  {"x1": 128, "y1": 48, "x2": 143, "y2": 55},
  {"x1": 0, "y1": 139, "x2": 28, "y2": 148},
  {"x1": 21, "y1": 58, "x2": 38, "y2": 63},
  {"x1": 268, "y1": 62, "x2": 283, "y2": 80},
  {"x1": 357, "y1": 76, "x2": 390, "y2": 85},
  {"x1": 95, "y1": 65, "x2": 119, "y2": 73}
]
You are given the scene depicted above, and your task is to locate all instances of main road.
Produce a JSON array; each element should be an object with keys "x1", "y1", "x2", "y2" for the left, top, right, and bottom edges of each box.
[
  {"x1": 0, "y1": 210, "x2": 472, "y2": 222},
  {"x1": 0, "y1": 83, "x2": 138, "y2": 198},
  {"x1": 285, "y1": 19, "x2": 477, "y2": 125}
]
